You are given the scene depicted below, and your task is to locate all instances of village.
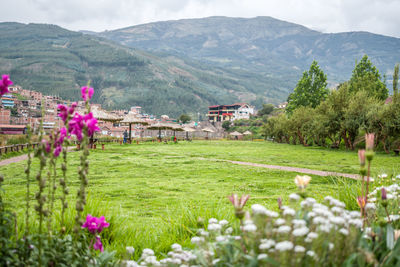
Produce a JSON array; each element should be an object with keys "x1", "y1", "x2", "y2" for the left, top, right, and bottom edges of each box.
[{"x1": 0, "y1": 85, "x2": 261, "y2": 140}]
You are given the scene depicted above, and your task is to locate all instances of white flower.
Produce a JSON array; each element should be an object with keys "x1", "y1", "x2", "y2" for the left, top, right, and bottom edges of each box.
[
  {"x1": 265, "y1": 210, "x2": 279, "y2": 217},
  {"x1": 199, "y1": 229, "x2": 209, "y2": 237},
  {"x1": 387, "y1": 215, "x2": 400, "y2": 221},
  {"x1": 252, "y1": 204, "x2": 268, "y2": 215},
  {"x1": 331, "y1": 207, "x2": 343, "y2": 214},
  {"x1": 289, "y1": 193, "x2": 300, "y2": 201},
  {"x1": 307, "y1": 250, "x2": 316, "y2": 258},
  {"x1": 259, "y1": 239, "x2": 275, "y2": 250},
  {"x1": 191, "y1": 236, "x2": 204, "y2": 244},
  {"x1": 292, "y1": 227, "x2": 309, "y2": 237},
  {"x1": 243, "y1": 223, "x2": 257, "y2": 232},
  {"x1": 329, "y1": 243, "x2": 334, "y2": 250},
  {"x1": 225, "y1": 227, "x2": 233, "y2": 234},
  {"x1": 208, "y1": 223, "x2": 222, "y2": 231},
  {"x1": 378, "y1": 173, "x2": 388, "y2": 178},
  {"x1": 209, "y1": 218, "x2": 218, "y2": 224},
  {"x1": 277, "y1": 225, "x2": 291, "y2": 234},
  {"x1": 319, "y1": 224, "x2": 332, "y2": 233},
  {"x1": 257, "y1": 254, "x2": 268, "y2": 260},
  {"x1": 330, "y1": 216, "x2": 345, "y2": 225},
  {"x1": 275, "y1": 241, "x2": 293, "y2": 251},
  {"x1": 283, "y1": 208, "x2": 296, "y2": 216},
  {"x1": 219, "y1": 219, "x2": 229, "y2": 226},
  {"x1": 369, "y1": 197, "x2": 377, "y2": 202},
  {"x1": 339, "y1": 228, "x2": 349, "y2": 236},
  {"x1": 234, "y1": 236, "x2": 241, "y2": 240},
  {"x1": 349, "y1": 211, "x2": 361, "y2": 218},
  {"x1": 396, "y1": 174, "x2": 400, "y2": 179},
  {"x1": 124, "y1": 260, "x2": 139, "y2": 267},
  {"x1": 294, "y1": 245, "x2": 305, "y2": 253},
  {"x1": 126, "y1": 246, "x2": 135, "y2": 255},
  {"x1": 365, "y1": 203, "x2": 376, "y2": 210},
  {"x1": 313, "y1": 216, "x2": 326, "y2": 225},
  {"x1": 275, "y1": 218, "x2": 286, "y2": 226},
  {"x1": 171, "y1": 243, "x2": 182, "y2": 252},
  {"x1": 216, "y1": 235, "x2": 227, "y2": 242},
  {"x1": 292, "y1": 219, "x2": 306, "y2": 228},
  {"x1": 307, "y1": 232, "x2": 318, "y2": 239},
  {"x1": 212, "y1": 259, "x2": 220, "y2": 265},
  {"x1": 349, "y1": 219, "x2": 363, "y2": 228},
  {"x1": 142, "y1": 248, "x2": 154, "y2": 257}
]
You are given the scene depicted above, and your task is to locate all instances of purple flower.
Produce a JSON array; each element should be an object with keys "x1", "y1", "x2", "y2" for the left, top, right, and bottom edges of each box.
[
  {"x1": 69, "y1": 113, "x2": 85, "y2": 141},
  {"x1": 82, "y1": 214, "x2": 109, "y2": 234},
  {"x1": 81, "y1": 86, "x2": 94, "y2": 101},
  {"x1": 68, "y1": 102, "x2": 77, "y2": 114},
  {"x1": 93, "y1": 236, "x2": 104, "y2": 252},
  {"x1": 53, "y1": 145, "x2": 62, "y2": 157},
  {"x1": 57, "y1": 104, "x2": 69, "y2": 122},
  {"x1": 0, "y1": 75, "x2": 13, "y2": 96},
  {"x1": 42, "y1": 139, "x2": 51, "y2": 153}
]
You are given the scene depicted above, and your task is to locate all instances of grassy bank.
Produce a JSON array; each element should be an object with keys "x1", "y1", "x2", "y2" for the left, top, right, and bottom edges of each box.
[{"x1": 1, "y1": 140, "x2": 396, "y2": 257}]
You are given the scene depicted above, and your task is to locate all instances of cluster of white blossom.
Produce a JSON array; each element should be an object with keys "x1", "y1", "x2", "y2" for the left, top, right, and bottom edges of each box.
[{"x1": 123, "y1": 194, "x2": 367, "y2": 266}]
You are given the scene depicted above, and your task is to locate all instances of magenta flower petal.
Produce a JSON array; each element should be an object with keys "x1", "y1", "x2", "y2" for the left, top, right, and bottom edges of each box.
[
  {"x1": 93, "y1": 236, "x2": 104, "y2": 252},
  {"x1": 0, "y1": 75, "x2": 13, "y2": 97},
  {"x1": 81, "y1": 86, "x2": 94, "y2": 101}
]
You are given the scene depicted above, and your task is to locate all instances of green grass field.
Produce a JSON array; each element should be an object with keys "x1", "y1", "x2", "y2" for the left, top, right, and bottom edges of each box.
[{"x1": 1, "y1": 140, "x2": 398, "y2": 258}]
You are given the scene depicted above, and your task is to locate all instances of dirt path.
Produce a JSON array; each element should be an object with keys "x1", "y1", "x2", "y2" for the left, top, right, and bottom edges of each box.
[
  {"x1": 227, "y1": 160, "x2": 359, "y2": 180},
  {"x1": 0, "y1": 147, "x2": 76, "y2": 167}
]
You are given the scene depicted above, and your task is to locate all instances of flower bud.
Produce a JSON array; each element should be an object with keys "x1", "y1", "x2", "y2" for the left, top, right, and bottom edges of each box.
[
  {"x1": 365, "y1": 133, "x2": 374, "y2": 150},
  {"x1": 358, "y1": 150, "x2": 366, "y2": 167},
  {"x1": 381, "y1": 187, "x2": 387, "y2": 200}
]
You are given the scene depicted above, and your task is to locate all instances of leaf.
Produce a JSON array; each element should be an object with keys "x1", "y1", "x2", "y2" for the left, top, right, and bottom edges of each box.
[{"x1": 387, "y1": 224, "x2": 395, "y2": 250}]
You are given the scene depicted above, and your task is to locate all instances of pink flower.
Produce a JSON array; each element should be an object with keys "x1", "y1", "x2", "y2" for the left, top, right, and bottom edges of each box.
[
  {"x1": 82, "y1": 214, "x2": 109, "y2": 234},
  {"x1": 93, "y1": 236, "x2": 104, "y2": 252},
  {"x1": 81, "y1": 86, "x2": 94, "y2": 101},
  {"x1": 0, "y1": 75, "x2": 13, "y2": 96}
]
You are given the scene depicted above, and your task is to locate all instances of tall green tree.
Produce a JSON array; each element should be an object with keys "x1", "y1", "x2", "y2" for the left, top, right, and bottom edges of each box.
[
  {"x1": 286, "y1": 60, "x2": 328, "y2": 114},
  {"x1": 178, "y1": 114, "x2": 191, "y2": 124},
  {"x1": 348, "y1": 55, "x2": 388, "y2": 100},
  {"x1": 393, "y1": 63, "x2": 399, "y2": 103}
]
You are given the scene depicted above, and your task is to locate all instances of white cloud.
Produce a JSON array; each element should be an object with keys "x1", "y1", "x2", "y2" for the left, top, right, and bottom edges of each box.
[{"x1": 1, "y1": 0, "x2": 400, "y2": 37}]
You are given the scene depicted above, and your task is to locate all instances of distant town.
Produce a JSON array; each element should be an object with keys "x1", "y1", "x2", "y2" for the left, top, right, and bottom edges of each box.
[{"x1": 0, "y1": 85, "x2": 266, "y2": 138}]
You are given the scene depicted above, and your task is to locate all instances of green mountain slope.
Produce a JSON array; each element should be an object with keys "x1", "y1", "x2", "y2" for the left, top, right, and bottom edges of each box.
[
  {"x1": 98, "y1": 16, "x2": 400, "y2": 83},
  {"x1": 0, "y1": 22, "x2": 288, "y2": 116}
]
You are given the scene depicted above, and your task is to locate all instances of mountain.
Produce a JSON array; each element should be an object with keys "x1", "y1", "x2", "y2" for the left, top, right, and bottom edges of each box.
[
  {"x1": 0, "y1": 22, "x2": 287, "y2": 116},
  {"x1": 97, "y1": 16, "x2": 400, "y2": 85}
]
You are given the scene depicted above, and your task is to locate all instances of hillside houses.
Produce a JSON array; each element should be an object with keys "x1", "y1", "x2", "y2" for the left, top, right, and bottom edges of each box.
[{"x1": 208, "y1": 103, "x2": 255, "y2": 122}]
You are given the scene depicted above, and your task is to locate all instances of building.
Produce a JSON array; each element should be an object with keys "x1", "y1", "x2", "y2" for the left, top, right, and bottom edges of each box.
[
  {"x1": 0, "y1": 109, "x2": 10, "y2": 124},
  {"x1": 208, "y1": 103, "x2": 255, "y2": 122},
  {"x1": 1, "y1": 95, "x2": 16, "y2": 108}
]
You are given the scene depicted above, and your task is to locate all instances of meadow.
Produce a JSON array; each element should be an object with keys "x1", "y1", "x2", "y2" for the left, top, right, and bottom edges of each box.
[{"x1": 1, "y1": 140, "x2": 399, "y2": 258}]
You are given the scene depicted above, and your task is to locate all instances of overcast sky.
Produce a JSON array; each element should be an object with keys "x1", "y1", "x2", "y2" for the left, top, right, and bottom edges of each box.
[{"x1": 2, "y1": 0, "x2": 400, "y2": 38}]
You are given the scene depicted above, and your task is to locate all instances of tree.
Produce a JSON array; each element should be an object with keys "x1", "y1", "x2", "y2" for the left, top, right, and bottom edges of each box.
[
  {"x1": 393, "y1": 64, "x2": 399, "y2": 103},
  {"x1": 222, "y1": 121, "x2": 231, "y2": 131},
  {"x1": 348, "y1": 55, "x2": 388, "y2": 100},
  {"x1": 257, "y1": 104, "x2": 274, "y2": 117},
  {"x1": 179, "y1": 114, "x2": 191, "y2": 124},
  {"x1": 286, "y1": 60, "x2": 328, "y2": 114}
]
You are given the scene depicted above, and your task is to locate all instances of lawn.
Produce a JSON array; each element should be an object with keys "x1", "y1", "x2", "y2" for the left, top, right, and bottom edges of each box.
[{"x1": 1, "y1": 140, "x2": 398, "y2": 257}]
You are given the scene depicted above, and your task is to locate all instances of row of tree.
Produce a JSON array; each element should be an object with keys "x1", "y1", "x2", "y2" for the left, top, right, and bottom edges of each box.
[{"x1": 262, "y1": 55, "x2": 400, "y2": 152}]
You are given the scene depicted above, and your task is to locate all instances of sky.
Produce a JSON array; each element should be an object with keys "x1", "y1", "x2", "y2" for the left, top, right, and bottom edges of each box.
[{"x1": 2, "y1": 0, "x2": 400, "y2": 38}]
